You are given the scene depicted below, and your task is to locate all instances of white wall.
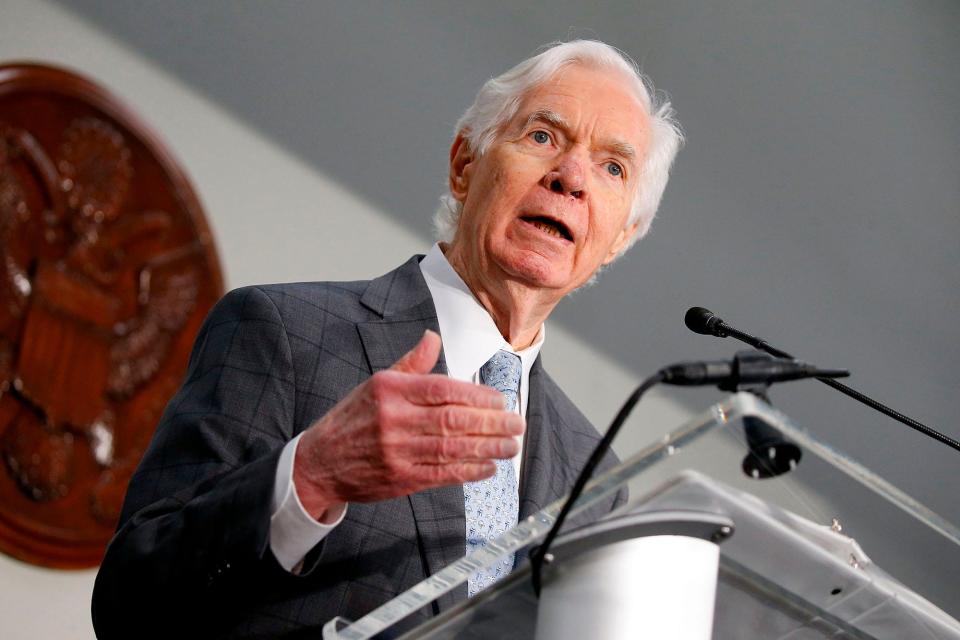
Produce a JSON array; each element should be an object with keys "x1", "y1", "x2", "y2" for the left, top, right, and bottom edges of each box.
[{"x1": 0, "y1": 2, "x2": 693, "y2": 637}]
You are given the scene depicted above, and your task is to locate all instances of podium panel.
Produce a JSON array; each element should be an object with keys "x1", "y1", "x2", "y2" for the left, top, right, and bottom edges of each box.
[{"x1": 322, "y1": 393, "x2": 960, "y2": 640}]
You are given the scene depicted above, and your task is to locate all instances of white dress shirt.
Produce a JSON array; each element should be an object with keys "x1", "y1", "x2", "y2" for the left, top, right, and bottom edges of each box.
[{"x1": 268, "y1": 244, "x2": 544, "y2": 572}]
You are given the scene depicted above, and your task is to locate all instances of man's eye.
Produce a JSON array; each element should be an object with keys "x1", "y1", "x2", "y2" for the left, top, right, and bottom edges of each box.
[
  {"x1": 531, "y1": 131, "x2": 550, "y2": 144},
  {"x1": 606, "y1": 162, "x2": 623, "y2": 178}
]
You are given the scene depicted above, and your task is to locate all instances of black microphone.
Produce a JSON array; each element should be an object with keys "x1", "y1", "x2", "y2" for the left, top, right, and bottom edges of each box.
[
  {"x1": 662, "y1": 350, "x2": 848, "y2": 389},
  {"x1": 683, "y1": 307, "x2": 960, "y2": 453},
  {"x1": 685, "y1": 306, "x2": 787, "y2": 355},
  {"x1": 684, "y1": 306, "x2": 728, "y2": 337}
]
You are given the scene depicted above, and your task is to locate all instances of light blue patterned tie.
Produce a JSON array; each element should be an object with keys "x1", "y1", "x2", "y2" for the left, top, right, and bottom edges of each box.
[{"x1": 464, "y1": 350, "x2": 521, "y2": 596}]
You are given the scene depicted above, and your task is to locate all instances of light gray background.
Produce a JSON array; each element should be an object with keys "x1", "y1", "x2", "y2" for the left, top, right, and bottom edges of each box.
[{"x1": 0, "y1": 1, "x2": 956, "y2": 634}]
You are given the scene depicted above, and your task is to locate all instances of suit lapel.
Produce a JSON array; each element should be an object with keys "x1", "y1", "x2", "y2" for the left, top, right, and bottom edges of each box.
[
  {"x1": 518, "y1": 358, "x2": 548, "y2": 521},
  {"x1": 357, "y1": 255, "x2": 444, "y2": 376},
  {"x1": 515, "y1": 358, "x2": 583, "y2": 568},
  {"x1": 356, "y1": 256, "x2": 468, "y2": 611},
  {"x1": 519, "y1": 357, "x2": 571, "y2": 520}
]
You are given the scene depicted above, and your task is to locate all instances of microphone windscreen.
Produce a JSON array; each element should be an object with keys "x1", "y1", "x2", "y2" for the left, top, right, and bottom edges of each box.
[{"x1": 685, "y1": 307, "x2": 719, "y2": 335}]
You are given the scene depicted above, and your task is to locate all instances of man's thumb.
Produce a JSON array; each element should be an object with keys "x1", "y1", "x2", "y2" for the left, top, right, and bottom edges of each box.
[{"x1": 390, "y1": 330, "x2": 442, "y2": 374}]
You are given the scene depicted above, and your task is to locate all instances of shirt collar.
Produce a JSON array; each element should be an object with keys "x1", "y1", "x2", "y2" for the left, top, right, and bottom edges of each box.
[{"x1": 419, "y1": 243, "x2": 544, "y2": 382}]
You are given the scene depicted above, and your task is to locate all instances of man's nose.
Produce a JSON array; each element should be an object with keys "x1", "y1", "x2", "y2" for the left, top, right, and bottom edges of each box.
[{"x1": 543, "y1": 151, "x2": 587, "y2": 200}]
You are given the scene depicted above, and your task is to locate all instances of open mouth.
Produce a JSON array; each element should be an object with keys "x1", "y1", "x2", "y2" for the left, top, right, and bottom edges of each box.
[{"x1": 520, "y1": 215, "x2": 573, "y2": 242}]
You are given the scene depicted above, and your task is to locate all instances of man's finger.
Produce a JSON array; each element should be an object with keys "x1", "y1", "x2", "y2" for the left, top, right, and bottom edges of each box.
[
  {"x1": 415, "y1": 461, "x2": 498, "y2": 487},
  {"x1": 390, "y1": 330, "x2": 442, "y2": 375},
  {"x1": 400, "y1": 374, "x2": 506, "y2": 410},
  {"x1": 406, "y1": 404, "x2": 524, "y2": 437},
  {"x1": 405, "y1": 434, "x2": 520, "y2": 464}
]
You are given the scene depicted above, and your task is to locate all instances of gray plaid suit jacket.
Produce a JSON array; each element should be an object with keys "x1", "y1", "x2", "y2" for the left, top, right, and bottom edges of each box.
[{"x1": 92, "y1": 255, "x2": 625, "y2": 639}]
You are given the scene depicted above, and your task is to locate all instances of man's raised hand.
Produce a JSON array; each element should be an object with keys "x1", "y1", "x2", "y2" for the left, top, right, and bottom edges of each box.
[{"x1": 293, "y1": 330, "x2": 524, "y2": 521}]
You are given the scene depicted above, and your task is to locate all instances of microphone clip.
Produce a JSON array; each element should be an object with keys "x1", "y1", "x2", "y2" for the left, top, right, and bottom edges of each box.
[{"x1": 719, "y1": 350, "x2": 782, "y2": 395}]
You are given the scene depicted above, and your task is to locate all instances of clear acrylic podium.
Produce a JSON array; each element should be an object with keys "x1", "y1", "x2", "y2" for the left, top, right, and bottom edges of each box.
[{"x1": 323, "y1": 392, "x2": 960, "y2": 639}]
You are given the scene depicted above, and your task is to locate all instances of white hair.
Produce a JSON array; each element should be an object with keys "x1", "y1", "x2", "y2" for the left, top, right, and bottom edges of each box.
[{"x1": 434, "y1": 40, "x2": 683, "y2": 255}]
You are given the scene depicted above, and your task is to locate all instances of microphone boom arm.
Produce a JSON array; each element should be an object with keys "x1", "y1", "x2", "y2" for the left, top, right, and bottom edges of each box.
[{"x1": 685, "y1": 307, "x2": 960, "y2": 454}]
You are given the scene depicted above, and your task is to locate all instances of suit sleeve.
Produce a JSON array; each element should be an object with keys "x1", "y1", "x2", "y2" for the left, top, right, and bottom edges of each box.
[{"x1": 92, "y1": 286, "x2": 306, "y2": 639}]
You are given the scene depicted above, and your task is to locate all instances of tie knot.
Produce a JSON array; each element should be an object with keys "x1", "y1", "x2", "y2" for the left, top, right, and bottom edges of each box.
[{"x1": 480, "y1": 350, "x2": 522, "y2": 412}]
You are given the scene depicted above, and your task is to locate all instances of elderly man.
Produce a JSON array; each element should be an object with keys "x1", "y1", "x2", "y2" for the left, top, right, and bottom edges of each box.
[{"x1": 92, "y1": 40, "x2": 681, "y2": 638}]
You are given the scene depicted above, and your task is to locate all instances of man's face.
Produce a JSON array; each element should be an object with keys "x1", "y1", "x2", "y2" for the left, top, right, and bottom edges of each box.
[{"x1": 449, "y1": 64, "x2": 650, "y2": 297}]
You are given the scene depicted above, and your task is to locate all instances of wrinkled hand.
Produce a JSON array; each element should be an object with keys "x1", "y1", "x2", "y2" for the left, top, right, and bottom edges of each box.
[{"x1": 293, "y1": 330, "x2": 524, "y2": 520}]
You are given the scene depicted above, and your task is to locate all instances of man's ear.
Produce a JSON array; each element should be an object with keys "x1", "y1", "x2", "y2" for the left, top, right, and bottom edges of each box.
[
  {"x1": 448, "y1": 132, "x2": 475, "y2": 203},
  {"x1": 602, "y1": 221, "x2": 641, "y2": 265}
]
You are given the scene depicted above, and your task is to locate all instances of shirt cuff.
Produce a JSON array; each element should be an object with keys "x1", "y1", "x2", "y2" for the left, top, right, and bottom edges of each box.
[{"x1": 270, "y1": 432, "x2": 347, "y2": 573}]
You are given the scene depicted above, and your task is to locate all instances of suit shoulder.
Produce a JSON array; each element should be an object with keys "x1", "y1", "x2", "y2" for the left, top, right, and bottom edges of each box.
[{"x1": 217, "y1": 280, "x2": 372, "y2": 324}]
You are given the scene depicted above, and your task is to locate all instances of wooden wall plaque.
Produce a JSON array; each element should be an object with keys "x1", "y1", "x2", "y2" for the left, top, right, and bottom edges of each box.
[{"x1": 0, "y1": 63, "x2": 224, "y2": 568}]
